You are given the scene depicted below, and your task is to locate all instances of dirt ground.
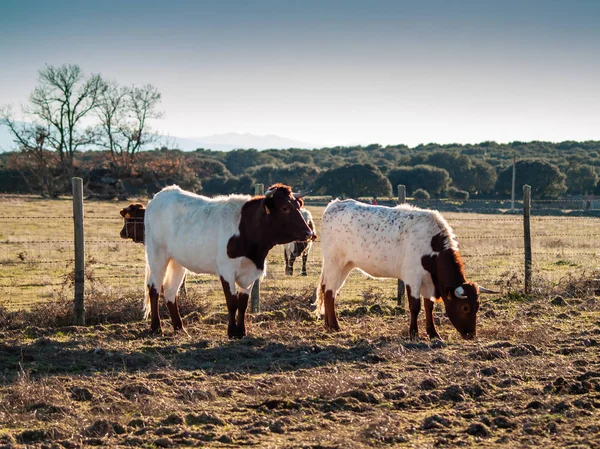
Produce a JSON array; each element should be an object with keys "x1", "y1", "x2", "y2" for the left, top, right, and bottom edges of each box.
[{"x1": 0, "y1": 289, "x2": 599, "y2": 448}]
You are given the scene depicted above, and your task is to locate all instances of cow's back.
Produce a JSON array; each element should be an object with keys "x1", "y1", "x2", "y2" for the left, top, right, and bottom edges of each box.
[
  {"x1": 321, "y1": 199, "x2": 455, "y2": 279},
  {"x1": 145, "y1": 186, "x2": 249, "y2": 273}
]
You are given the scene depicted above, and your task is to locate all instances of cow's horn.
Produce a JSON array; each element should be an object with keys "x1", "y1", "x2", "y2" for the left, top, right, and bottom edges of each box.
[
  {"x1": 454, "y1": 286, "x2": 467, "y2": 299},
  {"x1": 478, "y1": 286, "x2": 497, "y2": 294},
  {"x1": 293, "y1": 189, "x2": 311, "y2": 199},
  {"x1": 264, "y1": 188, "x2": 276, "y2": 198}
]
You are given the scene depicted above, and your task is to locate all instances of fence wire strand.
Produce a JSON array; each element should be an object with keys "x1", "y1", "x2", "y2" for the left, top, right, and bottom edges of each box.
[{"x1": 1, "y1": 207, "x2": 599, "y2": 310}]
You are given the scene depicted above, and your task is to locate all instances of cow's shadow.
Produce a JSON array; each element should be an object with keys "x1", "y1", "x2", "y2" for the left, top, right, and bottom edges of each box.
[{"x1": 0, "y1": 327, "x2": 404, "y2": 384}]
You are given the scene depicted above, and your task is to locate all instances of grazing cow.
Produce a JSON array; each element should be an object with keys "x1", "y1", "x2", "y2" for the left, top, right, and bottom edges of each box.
[
  {"x1": 119, "y1": 203, "x2": 188, "y2": 299},
  {"x1": 144, "y1": 183, "x2": 313, "y2": 337},
  {"x1": 315, "y1": 199, "x2": 494, "y2": 340},
  {"x1": 284, "y1": 208, "x2": 316, "y2": 276}
]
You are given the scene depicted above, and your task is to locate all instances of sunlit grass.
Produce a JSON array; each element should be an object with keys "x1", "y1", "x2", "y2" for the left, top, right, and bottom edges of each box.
[{"x1": 0, "y1": 195, "x2": 598, "y2": 311}]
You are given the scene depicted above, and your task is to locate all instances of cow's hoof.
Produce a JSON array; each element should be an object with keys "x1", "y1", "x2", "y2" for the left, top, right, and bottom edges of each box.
[
  {"x1": 149, "y1": 327, "x2": 163, "y2": 337},
  {"x1": 409, "y1": 329, "x2": 419, "y2": 341},
  {"x1": 428, "y1": 333, "x2": 443, "y2": 341},
  {"x1": 324, "y1": 323, "x2": 341, "y2": 332},
  {"x1": 301, "y1": 272, "x2": 307, "y2": 276}
]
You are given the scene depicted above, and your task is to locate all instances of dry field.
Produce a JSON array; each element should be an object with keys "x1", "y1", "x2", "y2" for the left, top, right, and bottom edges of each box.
[{"x1": 0, "y1": 194, "x2": 599, "y2": 448}]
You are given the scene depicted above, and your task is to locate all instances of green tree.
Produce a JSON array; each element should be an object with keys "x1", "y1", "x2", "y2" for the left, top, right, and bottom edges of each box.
[
  {"x1": 225, "y1": 149, "x2": 277, "y2": 175},
  {"x1": 387, "y1": 165, "x2": 451, "y2": 196},
  {"x1": 566, "y1": 164, "x2": 599, "y2": 195},
  {"x1": 495, "y1": 160, "x2": 567, "y2": 199},
  {"x1": 250, "y1": 163, "x2": 319, "y2": 191},
  {"x1": 314, "y1": 163, "x2": 392, "y2": 198}
]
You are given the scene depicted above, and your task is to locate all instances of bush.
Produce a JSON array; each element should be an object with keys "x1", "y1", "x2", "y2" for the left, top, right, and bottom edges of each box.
[
  {"x1": 447, "y1": 186, "x2": 469, "y2": 200},
  {"x1": 412, "y1": 188, "x2": 430, "y2": 199}
]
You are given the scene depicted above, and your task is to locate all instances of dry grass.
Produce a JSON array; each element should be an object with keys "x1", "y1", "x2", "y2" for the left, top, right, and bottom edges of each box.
[{"x1": 0, "y1": 287, "x2": 598, "y2": 448}]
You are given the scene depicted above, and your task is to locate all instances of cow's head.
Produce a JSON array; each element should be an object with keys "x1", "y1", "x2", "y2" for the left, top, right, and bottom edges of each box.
[
  {"x1": 119, "y1": 203, "x2": 145, "y2": 243},
  {"x1": 441, "y1": 282, "x2": 480, "y2": 340},
  {"x1": 424, "y1": 246, "x2": 496, "y2": 339},
  {"x1": 262, "y1": 183, "x2": 313, "y2": 244}
]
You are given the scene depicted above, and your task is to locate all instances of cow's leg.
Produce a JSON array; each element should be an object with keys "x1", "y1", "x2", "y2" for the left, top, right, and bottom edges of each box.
[
  {"x1": 287, "y1": 255, "x2": 296, "y2": 275},
  {"x1": 301, "y1": 252, "x2": 308, "y2": 276},
  {"x1": 320, "y1": 262, "x2": 353, "y2": 331},
  {"x1": 423, "y1": 298, "x2": 441, "y2": 340},
  {"x1": 148, "y1": 284, "x2": 162, "y2": 335},
  {"x1": 284, "y1": 248, "x2": 293, "y2": 275},
  {"x1": 406, "y1": 283, "x2": 422, "y2": 340},
  {"x1": 178, "y1": 273, "x2": 188, "y2": 300},
  {"x1": 236, "y1": 285, "x2": 252, "y2": 338},
  {"x1": 421, "y1": 281, "x2": 441, "y2": 340},
  {"x1": 219, "y1": 276, "x2": 239, "y2": 338},
  {"x1": 162, "y1": 260, "x2": 187, "y2": 333},
  {"x1": 145, "y1": 248, "x2": 169, "y2": 335}
]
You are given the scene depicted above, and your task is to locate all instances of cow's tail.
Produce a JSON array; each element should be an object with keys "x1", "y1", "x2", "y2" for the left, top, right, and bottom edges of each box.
[
  {"x1": 313, "y1": 268, "x2": 325, "y2": 317},
  {"x1": 143, "y1": 263, "x2": 151, "y2": 320}
]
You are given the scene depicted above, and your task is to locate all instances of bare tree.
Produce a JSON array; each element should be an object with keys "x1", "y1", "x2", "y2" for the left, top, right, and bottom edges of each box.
[
  {"x1": 96, "y1": 83, "x2": 162, "y2": 175},
  {"x1": 1, "y1": 64, "x2": 106, "y2": 186},
  {"x1": 0, "y1": 107, "x2": 63, "y2": 195}
]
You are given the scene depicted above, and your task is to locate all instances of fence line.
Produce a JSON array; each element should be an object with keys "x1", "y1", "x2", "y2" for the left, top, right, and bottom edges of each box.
[{"x1": 1, "y1": 187, "x2": 599, "y2": 315}]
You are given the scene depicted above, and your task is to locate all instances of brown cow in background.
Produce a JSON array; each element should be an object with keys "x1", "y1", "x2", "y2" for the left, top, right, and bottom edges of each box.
[{"x1": 120, "y1": 203, "x2": 146, "y2": 243}]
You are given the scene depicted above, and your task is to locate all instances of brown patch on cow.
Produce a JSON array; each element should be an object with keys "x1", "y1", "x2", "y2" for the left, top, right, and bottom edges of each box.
[
  {"x1": 219, "y1": 277, "x2": 238, "y2": 338},
  {"x1": 236, "y1": 292, "x2": 249, "y2": 337},
  {"x1": 323, "y1": 290, "x2": 340, "y2": 331},
  {"x1": 430, "y1": 232, "x2": 447, "y2": 252},
  {"x1": 120, "y1": 203, "x2": 145, "y2": 243},
  {"x1": 227, "y1": 184, "x2": 313, "y2": 271},
  {"x1": 166, "y1": 299, "x2": 184, "y2": 332},
  {"x1": 422, "y1": 247, "x2": 478, "y2": 339},
  {"x1": 148, "y1": 284, "x2": 162, "y2": 335},
  {"x1": 423, "y1": 297, "x2": 441, "y2": 340}
]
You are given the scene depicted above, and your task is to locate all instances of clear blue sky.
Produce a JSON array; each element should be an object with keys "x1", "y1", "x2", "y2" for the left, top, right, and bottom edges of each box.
[{"x1": 1, "y1": 0, "x2": 599, "y2": 146}]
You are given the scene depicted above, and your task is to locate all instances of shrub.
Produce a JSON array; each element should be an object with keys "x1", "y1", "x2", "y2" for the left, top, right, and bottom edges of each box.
[
  {"x1": 447, "y1": 186, "x2": 469, "y2": 200},
  {"x1": 412, "y1": 188, "x2": 430, "y2": 199}
]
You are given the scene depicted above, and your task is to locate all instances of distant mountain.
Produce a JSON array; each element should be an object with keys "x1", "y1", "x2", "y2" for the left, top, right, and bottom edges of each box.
[
  {"x1": 0, "y1": 124, "x2": 318, "y2": 152},
  {"x1": 165, "y1": 132, "x2": 318, "y2": 151}
]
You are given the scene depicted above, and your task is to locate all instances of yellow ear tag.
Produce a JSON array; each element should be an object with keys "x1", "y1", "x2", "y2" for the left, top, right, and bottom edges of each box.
[{"x1": 125, "y1": 213, "x2": 131, "y2": 219}]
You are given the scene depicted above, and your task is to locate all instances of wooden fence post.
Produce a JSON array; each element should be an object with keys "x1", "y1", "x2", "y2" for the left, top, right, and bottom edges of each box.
[
  {"x1": 72, "y1": 177, "x2": 85, "y2": 325},
  {"x1": 523, "y1": 184, "x2": 532, "y2": 294},
  {"x1": 511, "y1": 156, "x2": 516, "y2": 212},
  {"x1": 250, "y1": 183, "x2": 264, "y2": 313},
  {"x1": 397, "y1": 185, "x2": 407, "y2": 309}
]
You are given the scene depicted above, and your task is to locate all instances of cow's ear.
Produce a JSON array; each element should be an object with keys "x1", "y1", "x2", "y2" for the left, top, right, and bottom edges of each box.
[{"x1": 119, "y1": 207, "x2": 129, "y2": 218}]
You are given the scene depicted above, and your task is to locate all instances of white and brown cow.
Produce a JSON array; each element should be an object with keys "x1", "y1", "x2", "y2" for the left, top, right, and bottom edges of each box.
[
  {"x1": 144, "y1": 183, "x2": 313, "y2": 338},
  {"x1": 315, "y1": 199, "x2": 494, "y2": 340},
  {"x1": 284, "y1": 208, "x2": 316, "y2": 276}
]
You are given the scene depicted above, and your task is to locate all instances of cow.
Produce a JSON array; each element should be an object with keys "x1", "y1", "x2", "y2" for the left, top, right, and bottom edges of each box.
[
  {"x1": 119, "y1": 203, "x2": 146, "y2": 243},
  {"x1": 284, "y1": 208, "x2": 316, "y2": 276},
  {"x1": 315, "y1": 199, "x2": 494, "y2": 340},
  {"x1": 119, "y1": 203, "x2": 188, "y2": 299},
  {"x1": 144, "y1": 183, "x2": 313, "y2": 337}
]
